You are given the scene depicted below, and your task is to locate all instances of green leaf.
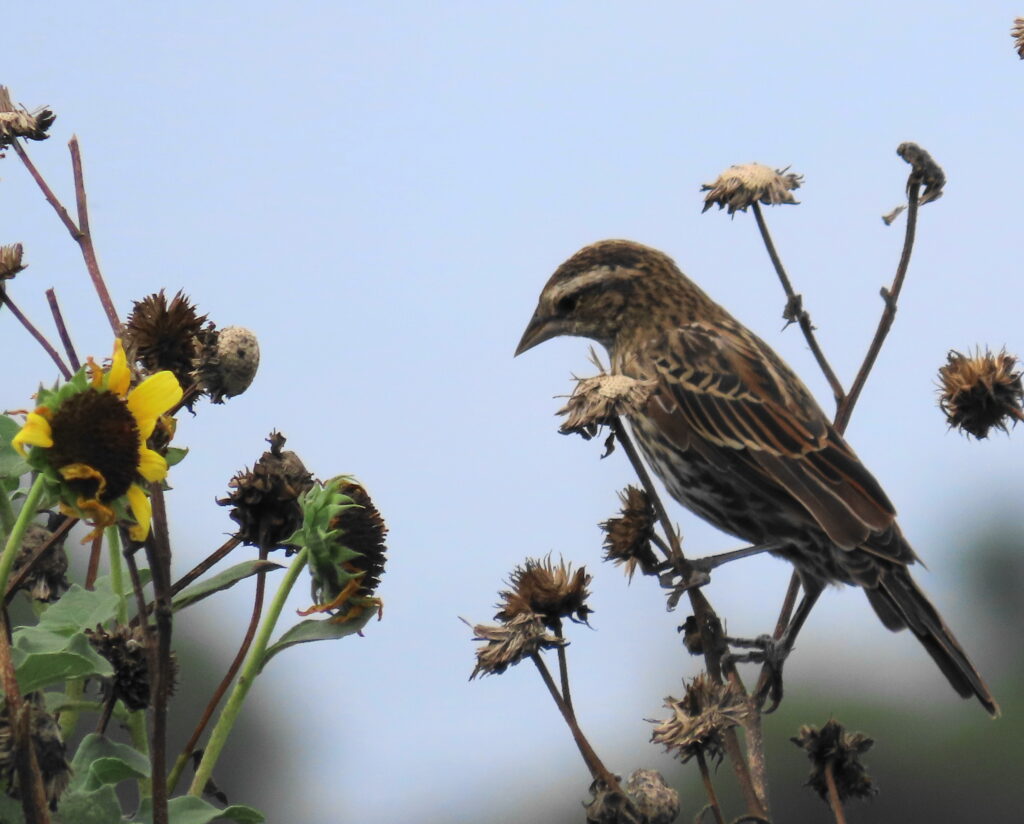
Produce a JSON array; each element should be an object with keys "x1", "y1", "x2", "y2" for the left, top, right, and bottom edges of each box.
[
  {"x1": 165, "y1": 446, "x2": 189, "y2": 468},
  {"x1": 0, "y1": 792, "x2": 25, "y2": 823},
  {"x1": 171, "y1": 560, "x2": 284, "y2": 612},
  {"x1": 12, "y1": 631, "x2": 112, "y2": 693},
  {"x1": 69, "y1": 733, "x2": 150, "y2": 791},
  {"x1": 132, "y1": 796, "x2": 265, "y2": 824},
  {"x1": 0, "y1": 414, "x2": 29, "y2": 479},
  {"x1": 260, "y1": 610, "x2": 374, "y2": 672},
  {"x1": 33, "y1": 584, "x2": 120, "y2": 635},
  {"x1": 55, "y1": 786, "x2": 123, "y2": 823}
]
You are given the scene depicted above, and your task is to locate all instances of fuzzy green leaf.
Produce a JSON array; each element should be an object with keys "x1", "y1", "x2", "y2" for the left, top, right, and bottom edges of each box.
[
  {"x1": 12, "y1": 631, "x2": 112, "y2": 693},
  {"x1": 56, "y1": 786, "x2": 124, "y2": 823},
  {"x1": 171, "y1": 560, "x2": 284, "y2": 612},
  {"x1": 132, "y1": 796, "x2": 265, "y2": 824},
  {"x1": 33, "y1": 584, "x2": 120, "y2": 634},
  {"x1": 260, "y1": 610, "x2": 375, "y2": 672},
  {"x1": 0, "y1": 414, "x2": 29, "y2": 479},
  {"x1": 70, "y1": 733, "x2": 151, "y2": 791}
]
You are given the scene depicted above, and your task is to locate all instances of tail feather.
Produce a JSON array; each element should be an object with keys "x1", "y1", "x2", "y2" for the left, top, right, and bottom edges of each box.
[{"x1": 868, "y1": 567, "x2": 999, "y2": 717}]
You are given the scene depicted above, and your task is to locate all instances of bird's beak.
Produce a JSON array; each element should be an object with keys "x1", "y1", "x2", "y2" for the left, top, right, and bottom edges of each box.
[{"x1": 515, "y1": 311, "x2": 558, "y2": 356}]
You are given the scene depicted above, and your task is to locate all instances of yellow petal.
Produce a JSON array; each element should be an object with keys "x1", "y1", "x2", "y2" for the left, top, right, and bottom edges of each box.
[
  {"x1": 126, "y1": 484, "x2": 152, "y2": 542},
  {"x1": 12, "y1": 411, "x2": 54, "y2": 456},
  {"x1": 59, "y1": 463, "x2": 109, "y2": 500},
  {"x1": 136, "y1": 447, "x2": 168, "y2": 483},
  {"x1": 127, "y1": 372, "x2": 183, "y2": 439},
  {"x1": 107, "y1": 339, "x2": 131, "y2": 397}
]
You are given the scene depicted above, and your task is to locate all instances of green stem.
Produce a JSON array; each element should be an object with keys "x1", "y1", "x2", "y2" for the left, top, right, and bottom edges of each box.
[
  {"x1": 129, "y1": 710, "x2": 152, "y2": 800},
  {"x1": 0, "y1": 476, "x2": 46, "y2": 597},
  {"x1": 187, "y1": 548, "x2": 308, "y2": 796},
  {"x1": 106, "y1": 527, "x2": 128, "y2": 628}
]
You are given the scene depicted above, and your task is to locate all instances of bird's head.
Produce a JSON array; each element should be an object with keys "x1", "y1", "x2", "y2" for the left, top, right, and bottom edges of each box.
[{"x1": 515, "y1": 239, "x2": 705, "y2": 356}]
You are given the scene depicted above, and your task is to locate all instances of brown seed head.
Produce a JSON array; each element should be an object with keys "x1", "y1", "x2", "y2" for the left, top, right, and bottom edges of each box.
[
  {"x1": 701, "y1": 163, "x2": 802, "y2": 214},
  {"x1": 496, "y1": 555, "x2": 592, "y2": 629},
  {"x1": 0, "y1": 244, "x2": 26, "y2": 281},
  {"x1": 328, "y1": 478, "x2": 389, "y2": 597},
  {"x1": 791, "y1": 718, "x2": 876, "y2": 804},
  {"x1": 897, "y1": 142, "x2": 945, "y2": 205},
  {"x1": 218, "y1": 431, "x2": 315, "y2": 550},
  {"x1": 600, "y1": 485, "x2": 659, "y2": 580},
  {"x1": 558, "y1": 374, "x2": 657, "y2": 442},
  {"x1": 1013, "y1": 18, "x2": 1024, "y2": 59},
  {"x1": 85, "y1": 623, "x2": 178, "y2": 711},
  {"x1": 468, "y1": 612, "x2": 566, "y2": 678},
  {"x1": 0, "y1": 86, "x2": 55, "y2": 148},
  {"x1": 0, "y1": 692, "x2": 70, "y2": 811},
  {"x1": 195, "y1": 325, "x2": 260, "y2": 403},
  {"x1": 651, "y1": 674, "x2": 747, "y2": 764},
  {"x1": 123, "y1": 290, "x2": 209, "y2": 400},
  {"x1": 938, "y1": 348, "x2": 1024, "y2": 438},
  {"x1": 12, "y1": 523, "x2": 69, "y2": 603}
]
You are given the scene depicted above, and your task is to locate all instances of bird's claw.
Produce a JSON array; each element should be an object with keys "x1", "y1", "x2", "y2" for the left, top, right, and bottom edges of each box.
[
  {"x1": 723, "y1": 633, "x2": 790, "y2": 712},
  {"x1": 659, "y1": 558, "x2": 712, "y2": 609}
]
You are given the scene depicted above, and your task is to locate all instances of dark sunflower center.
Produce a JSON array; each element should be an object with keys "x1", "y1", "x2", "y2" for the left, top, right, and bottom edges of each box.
[{"x1": 48, "y1": 389, "x2": 140, "y2": 502}]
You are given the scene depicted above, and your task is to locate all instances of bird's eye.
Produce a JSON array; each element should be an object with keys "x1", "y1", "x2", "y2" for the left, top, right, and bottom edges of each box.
[{"x1": 555, "y1": 295, "x2": 578, "y2": 315}]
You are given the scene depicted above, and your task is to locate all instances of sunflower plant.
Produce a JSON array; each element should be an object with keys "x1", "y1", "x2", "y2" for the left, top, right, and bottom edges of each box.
[{"x1": 0, "y1": 87, "x2": 388, "y2": 824}]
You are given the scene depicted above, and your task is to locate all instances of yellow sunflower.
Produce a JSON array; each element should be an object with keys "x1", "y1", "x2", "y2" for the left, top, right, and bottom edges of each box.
[{"x1": 13, "y1": 339, "x2": 183, "y2": 541}]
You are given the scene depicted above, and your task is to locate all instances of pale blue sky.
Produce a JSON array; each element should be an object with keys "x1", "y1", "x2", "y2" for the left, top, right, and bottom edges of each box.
[{"x1": 2, "y1": 4, "x2": 1022, "y2": 821}]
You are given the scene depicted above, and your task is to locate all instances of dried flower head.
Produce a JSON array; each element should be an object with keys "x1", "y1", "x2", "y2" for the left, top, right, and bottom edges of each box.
[
  {"x1": 85, "y1": 623, "x2": 177, "y2": 711},
  {"x1": 558, "y1": 374, "x2": 656, "y2": 442},
  {"x1": 791, "y1": 718, "x2": 876, "y2": 804},
  {"x1": 601, "y1": 486, "x2": 659, "y2": 580},
  {"x1": 496, "y1": 555, "x2": 592, "y2": 629},
  {"x1": 1013, "y1": 18, "x2": 1024, "y2": 59},
  {"x1": 123, "y1": 290, "x2": 209, "y2": 400},
  {"x1": 897, "y1": 142, "x2": 945, "y2": 205},
  {"x1": 195, "y1": 325, "x2": 260, "y2": 403},
  {"x1": 623, "y1": 769, "x2": 680, "y2": 824},
  {"x1": 651, "y1": 674, "x2": 747, "y2": 764},
  {"x1": 0, "y1": 244, "x2": 26, "y2": 281},
  {"x1": 11, "y1": 522, "x2": 69, "y2": 603},
  {"x1": 0, "y1": 87, "x2": 55, "y2": 148},
  {"x1": 296, "y1": 477, "x2": 389, "y2": 624},
  {"x1": 469, "y1": 612, "x2": 566, "y2": 678},
  {"x1": 701, "y1": 163, "x2": 802, "y2": 214},
  {"x1": 938, "y1": 348, "x2": 1024, "y2": 438},
  {"x1": 0, "y1": 692, "x2": 70, "y2": 811},
  {"x1": 218, "y1": 431, "x2": 314, "y2": 550}
]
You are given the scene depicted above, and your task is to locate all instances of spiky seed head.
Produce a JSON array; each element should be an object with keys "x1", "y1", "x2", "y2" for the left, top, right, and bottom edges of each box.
[
  {"x1": 0, "y1": 244, "x2": 26, "y2": 281},
  {"x1": 651, "y1": 674, "x2": 747, "y2": 764},
  {"x1": 123, "y1": 290, "x2": 208, "y2": 399},
  {"x1": 495, "y1": 555, "x2": 592, "y2": 629},
  {"x1": 0, "y1": 692, "x2": 70, "y2": 811},
  {"x1": 468, "y1": 613, "x2": 566, "y2": 678},
  {"x1": 11, "y1": 523, "x2": 69, "y2": 603},
  {"x1": 701, "y1": 163, "x2": 802, "y2": 214},
  {"x1": 1013, "y1": 18, "x2": 1024, "y2": 59},
  {"x1": 0, "y1": 86, "x2": 55, "y2": 148},
  {"x1": 601, "y1": 485, "x2": 659, "y2": 580},
  {"x1": 938, "y1": 348, "x2": 1024, "y2": 438},
  {"x1": 791, "y1": 718, "x2": 876, "y2": 804}
]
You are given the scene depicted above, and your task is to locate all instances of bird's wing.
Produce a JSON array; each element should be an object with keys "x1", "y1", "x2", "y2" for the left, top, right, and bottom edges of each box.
[{"x1": 633, "y1": 319, "x2": 898, "y2": 551}]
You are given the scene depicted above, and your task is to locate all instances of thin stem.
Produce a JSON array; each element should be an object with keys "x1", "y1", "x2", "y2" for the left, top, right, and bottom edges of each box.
[
  {"x1": 122, "y1": 543, "x2": 153, "y2": 804},
  {"x1": 0, "y1": 292, "x2": 73, "y2": 380},
  {"x1": 0, "y1": 476, "x2": 47, "y2": 599},
  {"x1": 170, "y1": 536, "x2": 241, "y2": 598},
  {"x1": 189, "y1": 548, "x2": 310, "y2": 796},
  {"x1": 45, "y1": 288, "x2": 80, "y2": 371},
  {"x1": 84, "y1": 532, "x2": 103, "y2": 589},
  {"x1": 11, "y1": 140, "x2": 80, "y2": 237},
  {"x1": 531, "y1": 652, "x2": 622, "y2": 794},
  {"x1": 4, "y1": 516, "x2": 76, "y2": 607},
  {"x1": 752, "y1": 202, "x2": 845, "y2": 408},
  {"x1": 128, "y1": 709, "x2": 152, "y2": 800},
  {"x1": 107, "y1": 527, "x2": 128, "y2": 624},
  {"x1": 824, "y1": 762, "x2": 849, "y2": 824},
  {"x1": 167, "y1": 549, "x2": 270, "y2": 794},
  {"x1": 69, "y1": 137, "x2": 120, "y2": 334},
  {"x1": 551, "y1": 618, "x2": 574, "y2": 714},
  {"x1": 695, "y1": 751, "x2": 727, "y2": 824},
  {"x1": 834, "y1": 182, "x2": 920, "y2": 433}
]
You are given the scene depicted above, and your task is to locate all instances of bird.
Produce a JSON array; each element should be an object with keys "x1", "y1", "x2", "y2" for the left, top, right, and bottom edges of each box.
[{"x1": 516, "y1": 238, "x2": 998, "y2": 716}]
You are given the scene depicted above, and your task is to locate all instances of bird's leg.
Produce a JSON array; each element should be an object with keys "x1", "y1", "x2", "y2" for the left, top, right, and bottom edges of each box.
[
  {"x1": 723, "y1": 583, "x2": 824, "y2": 712},
  {"x1": 659, "y1": 543, "x2": 783, "y2": 600}
]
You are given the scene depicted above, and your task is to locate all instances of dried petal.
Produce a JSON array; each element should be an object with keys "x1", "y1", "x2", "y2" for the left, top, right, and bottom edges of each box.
[{"x1": 701, "y1": 163, "x2": 802, "y2": 214}]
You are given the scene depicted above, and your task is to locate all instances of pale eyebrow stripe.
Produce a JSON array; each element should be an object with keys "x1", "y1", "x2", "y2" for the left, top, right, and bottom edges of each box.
[{"x1": 549, "y1": 265, "x2": 638, "y2": 303}]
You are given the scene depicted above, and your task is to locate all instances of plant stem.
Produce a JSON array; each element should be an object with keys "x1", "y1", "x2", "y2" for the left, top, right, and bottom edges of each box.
[
  {"x1": 0, "y1": 292, "x2": 73, "y2": 380},
  {"x1": 188, "y1": 548, "x2": 309, "y2": 797},
  {"x1": 0, "y1": 476, "x2": 46, "y2": 598},
  {"x1": 107, "y1": 526, "x2": 128, "y2": 624},
  {"x1": 824, "y1": 761, "x2": 848, "y2": 824},
  {"x1": 696, "y1": 751, "x2": 727, "y2": 824},
  {"x1": 45, "y1": 288, "x2": 80, "y2": 371}
]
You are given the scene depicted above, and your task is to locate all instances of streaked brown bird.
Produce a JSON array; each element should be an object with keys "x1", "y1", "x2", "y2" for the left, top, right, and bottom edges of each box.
[{"x1": 516, "y1": 239, "x2": 997, "y2": 716}]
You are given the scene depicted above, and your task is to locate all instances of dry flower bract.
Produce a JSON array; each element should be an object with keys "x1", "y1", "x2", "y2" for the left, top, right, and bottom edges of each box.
[
  {"x1": 11, "y1": 523, "x2": 69, "y2": 603},
  {"x1": 0, "y1": 244, "x2": 26, "y2": 281},
  {"x1": 601, "y1": 485, "x2": 659, "y2": 580},
  {"x1": 0, "y1": 86, "x2": 55, "y2": 148},
  {"x1": 495, "y1": 555, "x2": 592, "y2": 629},
  {"x1": 558, "y1": 374, "x2": 656, "y2": 440},
  {"x1": 218, "y1": 431, "x2": 314, "y2": 550},
  {"x1": 938, "y1": 348, "x2": 1024, "y2": 438},
  {"x1": 701, "y1": 163, "x2": 802, "y2": 214},
  {"x1": 651, "y1": 674, "x2": 747, "y2": 765},
  {"x1": 85, "y1": 623, "x2": 178, "y2": 712},
  {"x1": 897, "y1": 142, "x2": 945, "y2": 205},
  {"x1": 1013, "y1": 17, "x2": 1024, "y2": 59},
  {"x1": 123, "y1": 290, "x2": 209, "y2": 401},
  {"x1": 469, "y1": 613, "x2": 566, "y2": 678},
  {"x1": 791, "y1": 719, "x2": 876, "y2": 804},
  {"x1": 0, "y1": 693, "x2": 70, "y2": 811}
]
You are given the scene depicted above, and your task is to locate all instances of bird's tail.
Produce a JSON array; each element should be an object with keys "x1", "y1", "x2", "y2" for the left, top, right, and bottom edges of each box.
[{"x1": 864, "y1": 566, "x2": 999, "y2": 717}]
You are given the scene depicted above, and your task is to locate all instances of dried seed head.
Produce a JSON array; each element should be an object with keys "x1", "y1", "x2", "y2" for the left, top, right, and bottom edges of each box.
[
  {"x1": 896, "y1": 142, "x2": 945, "y2": 205},
  {"x1": 938, "y1": 348, "x2": 1024, "y2": 438},
  {"x1": 0, "y1": 692, "x2": 70, "y2": 811},
  {"x1": 195, "y1": 325, "x2": 260, "y2": 403},
  {"x1": 558, "y1": 374, "x2": 657, "y2": 441},
  {"x1": 468, "y1": 612, "x2": 566, "y2": 678},
  {"x1": 0, "y1": 244, "x2": 26, "y2": 281},
  {"x1": 623, "y1": 769, "x2": 680, "y2": 824},
  {"x1": 601, "y1": 486, "x2": 659, "y2": 580},
  {"x1": 123, "y1": 290, "x2": 209, "y2": 400},
  {"x1": 328, "y1": 479, "x2": 388, "y2": 597},
  {"x1": 678, "y1": 615, "x2": 704, "y2": 656},
  {"x1": 1012, "y1": 18, "x2": 1024, "y2": 59},
  {"x1": 11, "y1": 522, "x2": 69, "y2": 603},
  {"x1": 701, "y1": 163, "x2": 802, "y2": 214},
  {"x1": 791, "y1": 718, "x2": 876, "y2": 804},
  {"x1": 84, "y1": 623, "x2": 178, "y2": 711},
  {"x1": 651, "y1": 674, "x2": 747, "y2": 764},
  {"x1": 496, "y1": 555, "x2": 592, "y2": 629},
  {"x1": 218, "y1": 431, "x2": 314, "y2": 550},
  {"x1": 0, "y1": 87, "x2": 55, "y2": 148}
]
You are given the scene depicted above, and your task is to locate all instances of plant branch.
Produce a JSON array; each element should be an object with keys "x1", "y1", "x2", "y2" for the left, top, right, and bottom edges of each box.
[
  {"x1": 824, "y1": 762, "x2": 849, "y2": 824},
  {"x1": 45, "y1": 288, "x2": 80, "y2": 371},
  {"x1": 696, "y1": 751, "x2": 727, "y2": 824},
  {"x1": 0, "y1": 291, "x2": 73, "y2": 380}
]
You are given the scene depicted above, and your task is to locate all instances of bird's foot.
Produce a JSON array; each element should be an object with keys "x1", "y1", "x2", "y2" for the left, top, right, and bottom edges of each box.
[{"x1": 723, "y1": 633, "x2": 792, "y2": 712}]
